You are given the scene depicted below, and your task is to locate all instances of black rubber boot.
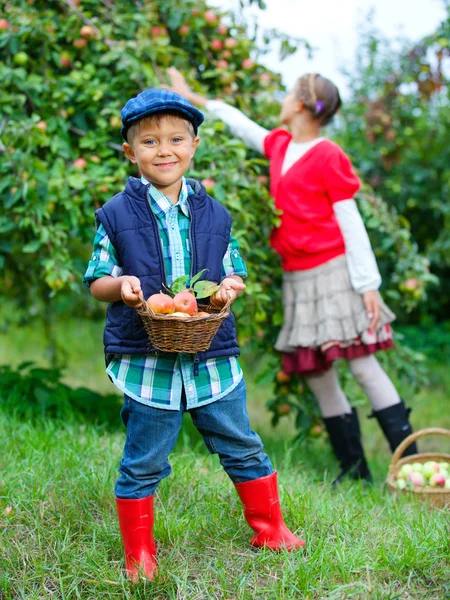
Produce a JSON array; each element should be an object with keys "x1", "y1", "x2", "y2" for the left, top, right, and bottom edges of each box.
[
  {"x1": 368, "y1": 399, "x2": 418, "y2": 457},
  {"x1": 322, "y1": 408, "x2": 372, "y2": 486}
]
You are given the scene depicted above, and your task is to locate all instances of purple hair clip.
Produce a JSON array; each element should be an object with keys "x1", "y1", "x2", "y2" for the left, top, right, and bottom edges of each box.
[{"x1": 314, "y1": 100, "x2": 324, "y2": 115}]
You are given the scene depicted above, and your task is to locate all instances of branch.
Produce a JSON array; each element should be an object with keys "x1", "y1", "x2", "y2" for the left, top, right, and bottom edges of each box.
[{"x1": 60, "y1": 0, "x2": 115, "y2": 49}]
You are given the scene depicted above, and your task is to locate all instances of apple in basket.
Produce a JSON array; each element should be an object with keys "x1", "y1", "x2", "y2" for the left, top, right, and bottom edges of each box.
[
  {"x1": 173, "y1": 291, "x2": 198, "y2": 316},
  {"x1": 406, "y1": 471, "x2": 425, "y2": 489},
  {"x1": 170, "y1": 312, "x2": 190, "y2": 318},
  {"x1": 428, "y1": 473, "x2": 446, "y2": 488},
  {"x1": 147, "y1": 293, "x2": 175, "y2": 314},
  {"x1": 422, "y1": 461, "x2": 440, "y2": 479}
]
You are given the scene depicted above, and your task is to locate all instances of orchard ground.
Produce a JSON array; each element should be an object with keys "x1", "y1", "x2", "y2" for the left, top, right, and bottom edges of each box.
[{"x1": 1, "y1": 317, "x2": 449, "y2": 599}]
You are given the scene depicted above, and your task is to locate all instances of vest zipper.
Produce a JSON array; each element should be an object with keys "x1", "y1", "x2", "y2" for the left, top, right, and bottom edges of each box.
[
  {"x1": 144, "y1": 186, "x2": 167, "y2": 286},
  {"x1": 187, "y1": 196, "x2": 196, "y2": 282},
  {"x1": 187, "y1": 198, "x2": 199, "y2": 375}
]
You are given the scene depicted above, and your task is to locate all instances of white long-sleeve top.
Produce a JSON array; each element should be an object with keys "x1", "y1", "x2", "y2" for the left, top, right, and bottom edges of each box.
[{"x1": 205, "y1": 100, "x2": 381, "y2": 293}]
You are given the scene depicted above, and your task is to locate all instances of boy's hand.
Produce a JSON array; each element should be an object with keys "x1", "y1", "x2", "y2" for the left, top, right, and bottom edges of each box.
[
  {"x1": 121, "y1": 276, "x2": 143, "y2": 308},
  {"x1": 363, "y1": 290, "x2": 381, "y2": 331},
  {"x1": 163, "y1": 67, "x2": 208, "y2": 107},
  {"x1": 211, "y1": 276, "x2": 246, "y2": 307}
]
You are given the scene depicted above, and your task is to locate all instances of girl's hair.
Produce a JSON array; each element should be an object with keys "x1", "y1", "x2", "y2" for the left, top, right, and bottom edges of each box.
[{"x1": 295, "y1": 73, "x2": 341, "y2": 126}]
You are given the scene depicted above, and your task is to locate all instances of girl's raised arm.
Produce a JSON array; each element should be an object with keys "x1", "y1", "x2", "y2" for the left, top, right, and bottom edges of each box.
[{"x1": 165, "y1": 67, "x2": 269, "y2": 154}]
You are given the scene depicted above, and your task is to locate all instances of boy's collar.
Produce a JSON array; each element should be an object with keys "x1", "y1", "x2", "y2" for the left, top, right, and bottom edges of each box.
[{"x1": 140, "y1": 175, "x2": 189, "y2": 215}]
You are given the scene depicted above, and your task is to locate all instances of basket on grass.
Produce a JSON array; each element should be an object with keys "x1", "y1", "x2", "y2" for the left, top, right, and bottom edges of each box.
[
  {"x1": 386, "y1": 427, "x2": 450, "y2": 509},
  {"x1": 137, "y1": 297, "x2": 232, "y2": 354}
]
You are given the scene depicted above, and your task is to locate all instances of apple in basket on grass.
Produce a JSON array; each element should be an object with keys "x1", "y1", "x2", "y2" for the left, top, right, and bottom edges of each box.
[
  {"x1": 395, "y1": 460, "x2": 450, "y2": 490},
  {"x1": 146, "y1": 270, "x2": 221, "y2": 319}
]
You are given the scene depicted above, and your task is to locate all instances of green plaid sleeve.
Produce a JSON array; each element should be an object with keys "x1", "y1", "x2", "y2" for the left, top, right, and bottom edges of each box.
[
  {"x1": 221, "y1": 234, "x2": 247, "y2": 279},
  {"x1": 82, "y1": 223, "x2": 123, "y2": 287}
]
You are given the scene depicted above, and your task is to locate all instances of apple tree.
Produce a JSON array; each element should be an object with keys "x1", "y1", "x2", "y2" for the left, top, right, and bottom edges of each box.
[{"x1": 0, "y1": 0, "x2": 433, "y2": 437}]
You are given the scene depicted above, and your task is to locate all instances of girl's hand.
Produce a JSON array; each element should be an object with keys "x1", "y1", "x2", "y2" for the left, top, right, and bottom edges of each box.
[
  {"x1": 121, "y1": 276, "x2": 143, "y2": 308},
  {"x1": 211, "y1": 276, "x2": 246, "y2": 307},
  {"x1": 164, "y1": 67, "x2": 208, "y2": 107},
  {"x1": 363, "y1": 290, "x2": 381, "y2": 331}
]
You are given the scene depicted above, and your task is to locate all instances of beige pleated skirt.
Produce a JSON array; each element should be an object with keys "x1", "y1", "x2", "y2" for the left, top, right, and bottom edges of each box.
[{"x1": 276, "y1": 255, "x2": 396, "y2": 374}]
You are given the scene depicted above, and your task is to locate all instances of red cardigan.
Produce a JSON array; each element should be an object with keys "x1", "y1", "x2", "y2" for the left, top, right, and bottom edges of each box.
[{"x1": 264, "y1": 128, "x2": 361, "y2": 271}]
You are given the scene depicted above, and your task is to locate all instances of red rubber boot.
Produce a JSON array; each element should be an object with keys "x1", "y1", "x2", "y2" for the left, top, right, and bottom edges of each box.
[
  {"x1": 234, "y1": 471, "x2": 305, "y2": 551},
  {"x1": 116, "y1": 496, "x2": 158, "y2": 582}
]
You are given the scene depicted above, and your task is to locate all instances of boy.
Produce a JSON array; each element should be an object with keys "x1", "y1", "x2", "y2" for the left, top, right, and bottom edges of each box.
[{"x1": 83, "y1": 89, "x2": 305, "y2": 582}]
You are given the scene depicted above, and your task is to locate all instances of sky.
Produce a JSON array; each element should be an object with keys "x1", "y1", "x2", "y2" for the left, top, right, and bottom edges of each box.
[{"x1": 211, "y1": 0, "x2": 447, "y2": 97}]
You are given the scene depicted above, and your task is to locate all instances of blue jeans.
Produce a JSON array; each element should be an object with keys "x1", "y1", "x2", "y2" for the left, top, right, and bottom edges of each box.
[{"x1": 115, "y1": 379, "x2": 273, "y2": 499}]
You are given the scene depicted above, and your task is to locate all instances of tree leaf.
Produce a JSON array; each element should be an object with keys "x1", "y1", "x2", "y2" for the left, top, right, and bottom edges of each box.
[
  {"x1": 193, "y1": 280, "x2": 220, "y2": 299},
  {"x1": 170, "y1": 275, "x2": 189, "y2": 295},
  {"x1": 190, "y1": 268, "x2": 208, "y2": 287}
]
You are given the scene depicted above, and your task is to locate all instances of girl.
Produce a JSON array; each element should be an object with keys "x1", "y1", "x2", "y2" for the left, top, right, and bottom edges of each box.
[{"x1": 165, "y1": 67, "x2": 417, "y2": 484}]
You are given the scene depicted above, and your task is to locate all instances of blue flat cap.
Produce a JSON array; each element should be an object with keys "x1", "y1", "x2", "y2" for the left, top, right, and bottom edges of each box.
[{"x1": 120, "y1": 88, "x2": 204, "y2": 140}]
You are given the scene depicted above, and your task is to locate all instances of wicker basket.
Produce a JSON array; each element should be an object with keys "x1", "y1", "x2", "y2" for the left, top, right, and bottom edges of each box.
[
  {"x1": 137, "y1": 297, "x2": 231, "y2": 353},
  {"x1": 386, "y1": 427, "x2": 450, "y2": 509}
]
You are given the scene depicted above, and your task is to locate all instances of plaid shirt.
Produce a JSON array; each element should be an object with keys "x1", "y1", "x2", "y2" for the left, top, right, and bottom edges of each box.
[{"x1": 83, "y1": 177, "x2": 247, "y2": 410}]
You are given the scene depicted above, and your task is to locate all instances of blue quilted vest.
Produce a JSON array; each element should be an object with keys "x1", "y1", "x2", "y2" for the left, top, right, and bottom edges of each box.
[{"x1": 95, "y1": 177, "x2": 240, "y2": 363}]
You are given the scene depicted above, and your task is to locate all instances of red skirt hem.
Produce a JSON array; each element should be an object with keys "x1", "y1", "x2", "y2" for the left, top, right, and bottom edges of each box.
[{"x1": 282, "y1": 339, "x2": 394, "y2": 376}]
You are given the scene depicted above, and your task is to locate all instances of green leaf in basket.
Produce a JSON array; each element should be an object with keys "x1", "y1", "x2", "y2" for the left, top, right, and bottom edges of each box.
[
  {"x1": 170, "y1": 275, "x2": 189, "y2": 295},
  {"x1": 189, "y1": 268, "x2": 209, "y2": 287},
  {"x1": 193, "y1": 280, "x2": 220, "y2": 299}
]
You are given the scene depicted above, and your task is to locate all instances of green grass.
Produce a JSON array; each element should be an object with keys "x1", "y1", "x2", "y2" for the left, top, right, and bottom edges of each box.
[{"x1": 1, "y1": 318, "x2": 450, "y2": 599}]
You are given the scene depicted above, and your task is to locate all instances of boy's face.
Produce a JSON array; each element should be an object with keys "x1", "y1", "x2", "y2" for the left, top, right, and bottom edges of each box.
[{"x1": 123, "y1": 115, "x2": 200, "y2": 196}]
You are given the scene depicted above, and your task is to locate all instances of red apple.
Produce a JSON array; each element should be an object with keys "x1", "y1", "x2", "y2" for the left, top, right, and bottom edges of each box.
[
  {"x1": 60, "y1": 54, "x2": 71, "y2": 68},
  {"x1": 278, "y1": 404, "x2": 291, "y2": 415},
  {"x1": 73, "y1": 38, "x2": 87, "y2": 48},
  {"x1": 0, "y1": 19, "x2": 10, "y2": 31},
  {"x1": 429, "y1": 473, "x2": 446, "y2": 487},
  {"x1": 170, "y1": 311, "x2": 190, "y2": 318},
  {"x1": 211, "y1": 39, "x2": 223, "y2": 51},
  {"x1": 201, "y1": 178, "x2": 215, "y2": 192},
  {"x1": 216, "y1": 59, "x2": 229, "y2": 69},
  {"x1": 196, "y1": 311, "x2": 210, "y2": 318},
  {"x1": 217, "y1": 24, "x2": 228, "y2": 35},
  {"x1": 73, "y1": 157, "x2": 87, "y2": 169},
  {"x1": 204, "y1": 10, "x2": 218, "y2": 24},
  {"x1": 36, "y1": 120, "x2": 47, "y2": 131},
  {"x1": 80, "y1": 25, "x2": 96, "y2": 39},
  {"x1": 151, "y1": 26, "x2": 161, "y2": 36},
  {"x1": 422, "y1": 461, "x2": 440, "y2": 478},
  {"x1": 403, "y1": 278, "x2": 419, "y2": 290},
  {"x1": 147, "y1": 293, "x2": 175, "y2": 314},
  {"x1": 406, "y1": 472, "x2": 425, "y2": 488},
  {"x1": 222, "y1": 50, "x2": 231, "y2": 59},
  {"x1": 178, "y1": 25, "x2": 189, "y2": 36},
  {"x1": 257, "y1": 175, "x2": 268, "y2": 184},
  {"x1": 242, "y1": 58, "x2": 255, "y2": 70},
  {"x1": 224, "y1": 37, "x2": 237, "y2": 49},
  {"x1": 276, "y1": 370, "x2": 291, "y2": 383},
  {"x1": 260, "y1": 73, "x2": 271, "y2": 83},
  {"x1": 173, "y1": 291, "x2": 198, "y2": 315}
]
